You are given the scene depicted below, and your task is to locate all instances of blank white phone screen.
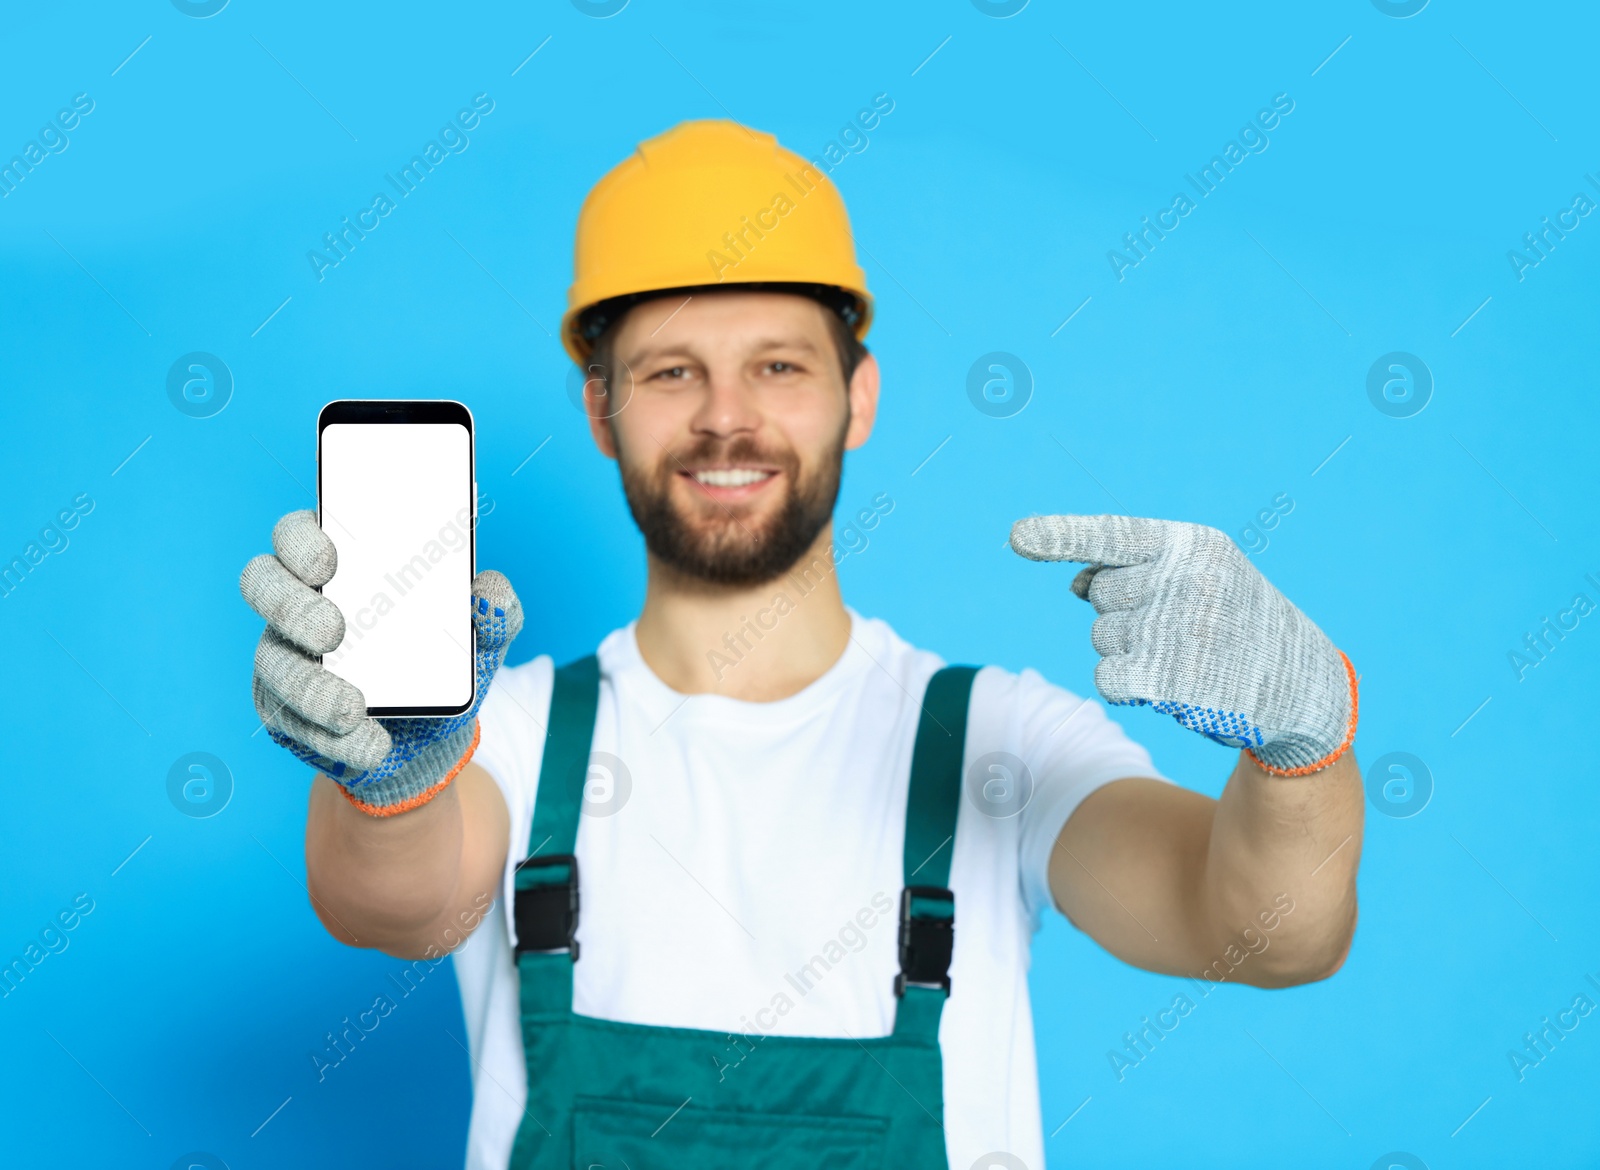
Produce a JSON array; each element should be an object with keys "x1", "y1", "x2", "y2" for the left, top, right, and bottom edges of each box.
[{"x1": 319, "y1": 422, "x2": 473, "y2": 711}]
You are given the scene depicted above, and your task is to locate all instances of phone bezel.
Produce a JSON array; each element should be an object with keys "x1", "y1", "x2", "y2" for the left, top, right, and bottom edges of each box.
[{"x1": 316, "y1": 399, "x2": 476, "y2": 718}]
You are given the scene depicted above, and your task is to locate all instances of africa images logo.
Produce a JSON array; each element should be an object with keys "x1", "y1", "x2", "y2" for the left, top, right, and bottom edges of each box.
[
  {"x1": 966, "y1": 352, "x2": 1033, "y2": 418},
  {"x1": 1366, "y1": 352, "x2": 1431, "y2": 419},
  {"x1": 1364, "y1": 752, "x2": 1432, "y2": 819},
  {"x1": 166, "y1": 353, "x2": 233, "y2": 418},
  {"x1": 167, "y1": 752, "x2": 234, "y2": 819}
]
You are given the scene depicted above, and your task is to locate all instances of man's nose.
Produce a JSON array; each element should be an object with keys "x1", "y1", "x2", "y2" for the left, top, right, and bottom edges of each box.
[{"x1": 689, "y1": 365, "x2": 762, "y2": 438}]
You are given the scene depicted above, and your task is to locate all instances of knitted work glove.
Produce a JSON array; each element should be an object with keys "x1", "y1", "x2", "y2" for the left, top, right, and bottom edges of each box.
[
  {"x1": 239, "y1": 510, "x2": 523, "y2": 815},
  {"x1": 1010, "y1": 514, "x2": 1357, "y2": 775}
]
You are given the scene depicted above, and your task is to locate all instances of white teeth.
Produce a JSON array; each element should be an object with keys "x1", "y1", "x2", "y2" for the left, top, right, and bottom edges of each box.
[{"x1": 693, "y1": 468, "x2": 772, "y2": 488}]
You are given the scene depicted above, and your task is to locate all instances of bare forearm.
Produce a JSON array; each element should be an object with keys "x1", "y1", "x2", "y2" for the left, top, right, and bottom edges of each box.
[
  {"x1": 304, "y1": 762, "x2": 507, "y2": 959},
  {"x1": 1196, "y1": 750, "x2": 1363, "y2": 986}
]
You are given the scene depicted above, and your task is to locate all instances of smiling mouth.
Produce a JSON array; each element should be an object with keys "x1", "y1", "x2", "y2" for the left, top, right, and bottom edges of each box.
[{"x1": 685, "y1": 467, "x2": 777, "y2": 489}]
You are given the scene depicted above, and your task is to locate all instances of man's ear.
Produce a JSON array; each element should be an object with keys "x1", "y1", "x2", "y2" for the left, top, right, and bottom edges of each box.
[
  {"x1": 583, "y1": 368, "x2": 620, "y2": 460},
  {"x1": 843, "y1": 351, "x2": 880, "y2": 452}
]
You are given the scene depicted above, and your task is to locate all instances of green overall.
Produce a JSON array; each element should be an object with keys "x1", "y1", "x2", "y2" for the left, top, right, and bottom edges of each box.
[{"x1": 508, "y1": 656, "x2": 979, "y2": 1169}]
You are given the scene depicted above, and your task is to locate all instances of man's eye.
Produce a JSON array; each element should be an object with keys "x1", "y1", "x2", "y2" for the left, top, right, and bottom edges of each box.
[
  {"x1": 652, "y1": 366, "x2": 689, "y2": 381},
  {"x1": 768, "y1": 361, "x2": 794, "y2": 374}
]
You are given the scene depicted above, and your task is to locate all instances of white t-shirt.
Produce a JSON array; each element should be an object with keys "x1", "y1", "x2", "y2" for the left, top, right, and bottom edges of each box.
[{"x1": 453, "y1": 611, "x2": 1164, "y2": 1170}]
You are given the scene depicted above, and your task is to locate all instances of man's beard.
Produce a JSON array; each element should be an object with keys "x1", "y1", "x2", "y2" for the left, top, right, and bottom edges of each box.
[{"x1": 617, "y1": 429, "x2": 845, "y2": 588}]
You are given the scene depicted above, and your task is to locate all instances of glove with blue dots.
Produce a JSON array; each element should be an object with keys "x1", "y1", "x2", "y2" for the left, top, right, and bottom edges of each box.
[
  {"x1": 1010, "y1": 514, "x2": 1356, "y2": 775},
  {"x1": 240, "y1": 510, "x2": 523, "y2": 815}
]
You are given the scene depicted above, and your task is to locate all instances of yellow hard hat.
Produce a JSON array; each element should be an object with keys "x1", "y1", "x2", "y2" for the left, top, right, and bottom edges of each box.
[{"x1": 562, "y1": 119, "x2": 873, "y2": 364}]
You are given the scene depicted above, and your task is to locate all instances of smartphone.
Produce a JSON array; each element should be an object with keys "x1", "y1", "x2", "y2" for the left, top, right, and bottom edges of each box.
[{"x1": 316, "y1": 400, "x2": 475, "y2": 716}]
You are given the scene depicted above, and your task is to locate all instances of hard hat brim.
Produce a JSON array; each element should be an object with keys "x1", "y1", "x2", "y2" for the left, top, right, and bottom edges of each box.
[{"x1": 567, "y1": 281, "x2": 872, "y2": 362}]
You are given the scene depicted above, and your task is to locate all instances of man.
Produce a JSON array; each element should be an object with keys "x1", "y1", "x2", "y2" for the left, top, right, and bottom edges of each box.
[{"x1": 241, "y1": 120, "x2": 1362, "y2": 1169}]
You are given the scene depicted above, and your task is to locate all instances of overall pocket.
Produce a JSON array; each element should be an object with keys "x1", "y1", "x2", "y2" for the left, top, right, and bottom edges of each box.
[{"x1": 572, "y1": 1095, "x2": 889, "y2": 1170}]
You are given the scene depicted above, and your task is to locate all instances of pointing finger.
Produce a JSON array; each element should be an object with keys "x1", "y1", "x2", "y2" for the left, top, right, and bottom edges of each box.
[{"x1": 1010, "y1": 514, "x2": 1169, "y2": 568}]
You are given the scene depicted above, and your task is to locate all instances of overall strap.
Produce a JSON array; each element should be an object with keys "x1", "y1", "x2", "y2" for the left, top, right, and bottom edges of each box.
[
  {"x1": 514, "y1": 655, "x2": 601, "y2": 1020},
  {"x1": 528, "y1": 655, "x2": 601, "y2": 857},
  {"x1": 902, "y1": 666, "x2": 978, "y2": 888},
  {"x1": 893, "y1": 664, "x2": 978, "y2": 1044}
]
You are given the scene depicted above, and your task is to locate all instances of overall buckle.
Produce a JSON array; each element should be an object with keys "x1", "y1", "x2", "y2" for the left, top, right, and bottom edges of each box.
[
  {"x1": 513, "y1": 853, "x2": 580, "y2": 960},
  {"x1": 895, "y1": 885, "x2": 954, "y2": 997}
]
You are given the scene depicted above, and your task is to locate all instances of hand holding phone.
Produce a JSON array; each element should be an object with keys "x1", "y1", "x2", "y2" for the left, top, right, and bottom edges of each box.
[{"x1": 238, "y1": 401, "x2": 524, "y2": 816}]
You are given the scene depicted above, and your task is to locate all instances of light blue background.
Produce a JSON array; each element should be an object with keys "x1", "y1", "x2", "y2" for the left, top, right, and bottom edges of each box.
[{"x1": 2, "y1": 1, "x2": 1596, "y2": 1167}]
